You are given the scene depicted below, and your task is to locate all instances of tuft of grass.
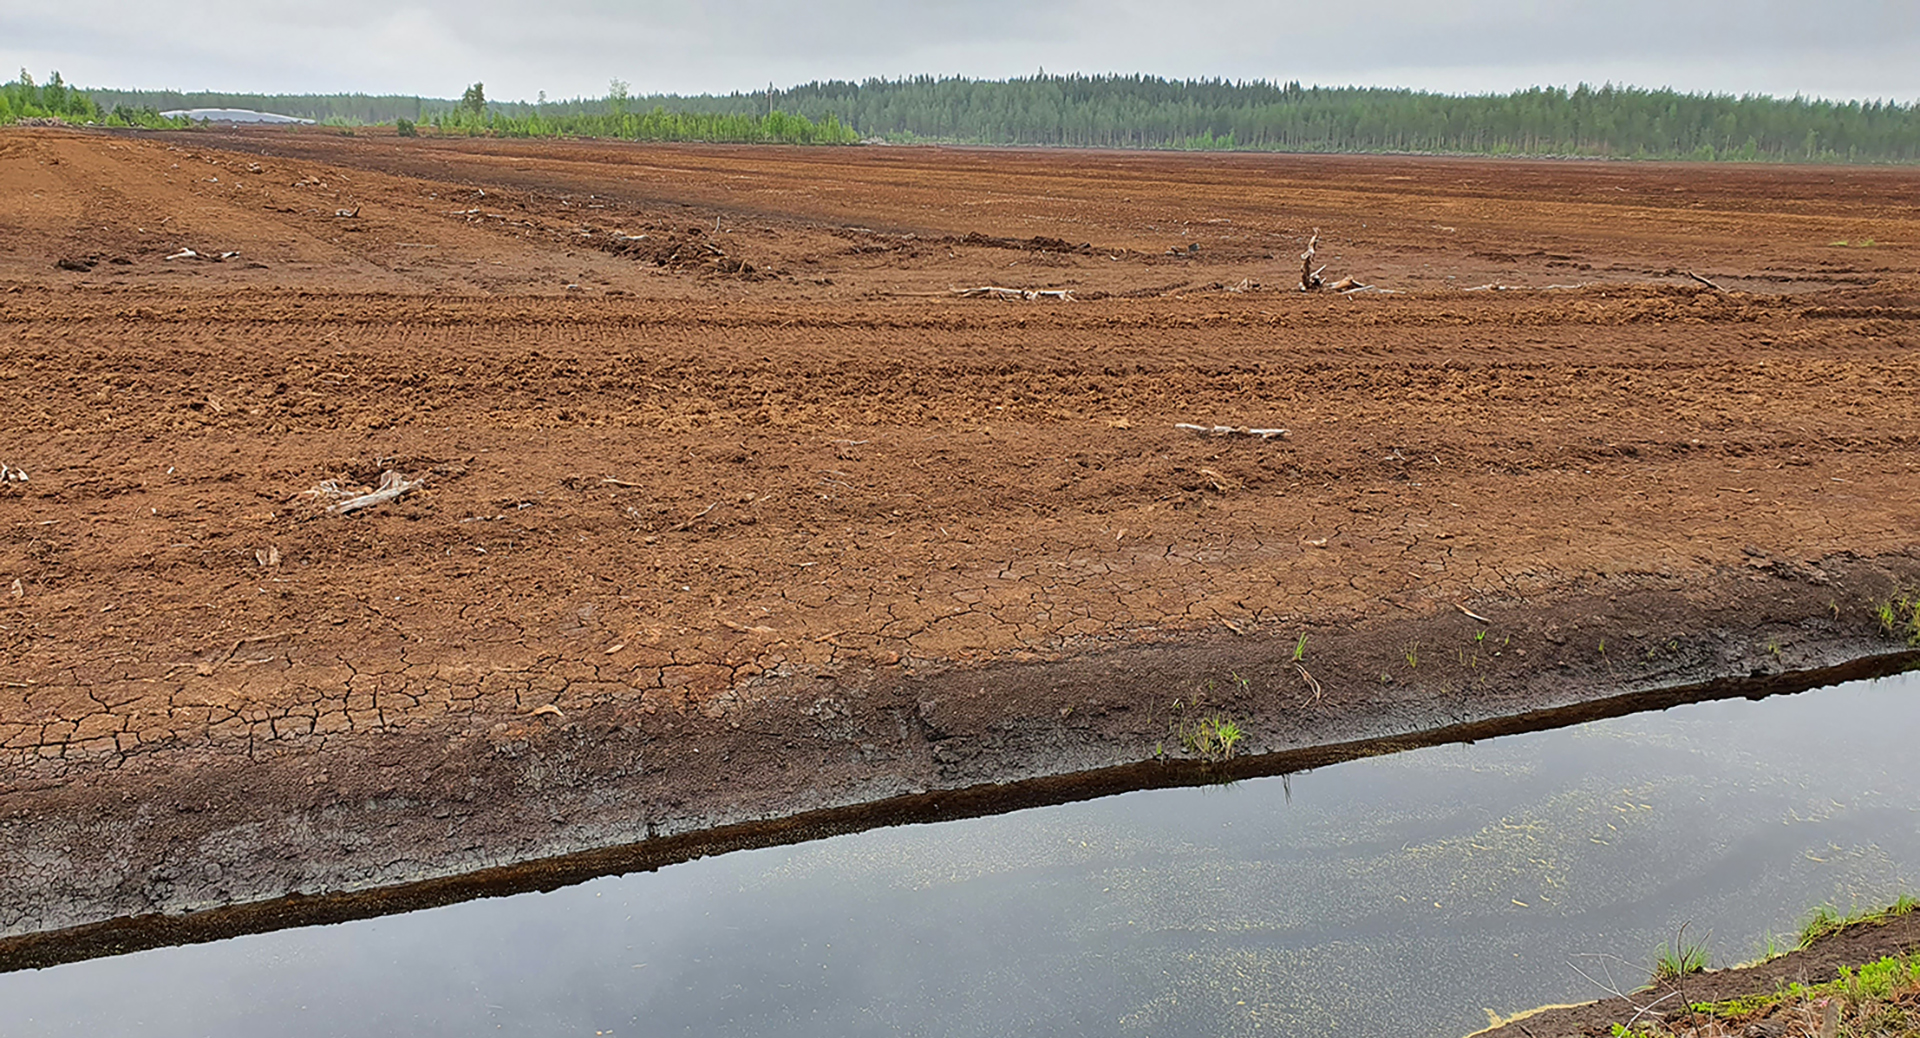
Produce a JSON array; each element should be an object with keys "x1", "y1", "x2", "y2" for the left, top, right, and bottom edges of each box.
[
  {"x1": 1177, "y1": 713, "x2": 1245, "y2": 761},
  {"x1": 1292, "y1": 633, "x2": 1308, "y2": 663},
  {"x1": 1800, "y1": 896, "x2": 1920, "y2": 949},
  {"x1": 1404, "y1": 641, "x2": 1419, "y2": 669},
  {"x1": 1874, "y1": 591, "x2": 1920, "y2": 646},
  {"x1": 1165, "y1": 688, "x2": 1246, "y2": 762},
  {"x1": 1652, "y1": 933, "x2": 1712, "y2": 982},
  {"x1": 1800, "y1": 904, "x2": 1847, "y2": 947}
]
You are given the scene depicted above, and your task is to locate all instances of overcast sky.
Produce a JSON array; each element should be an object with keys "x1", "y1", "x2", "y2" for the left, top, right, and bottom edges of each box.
[{"x1": 7, "y1": 0, "x2": 1918, "y2": 103}]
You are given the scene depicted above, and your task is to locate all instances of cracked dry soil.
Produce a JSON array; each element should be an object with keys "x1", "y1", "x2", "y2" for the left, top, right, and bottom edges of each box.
[{"x1": 2, "y1": 126, "x2": 1919, "y2": 965}]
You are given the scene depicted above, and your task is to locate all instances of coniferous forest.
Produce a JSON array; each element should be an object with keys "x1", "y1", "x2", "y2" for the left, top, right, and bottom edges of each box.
[{"x1": 10, "y1": 71, "x2": 1920, "y2": 162}]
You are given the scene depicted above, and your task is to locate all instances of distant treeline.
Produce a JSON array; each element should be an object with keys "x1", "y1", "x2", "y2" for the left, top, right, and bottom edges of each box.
[
  {"x1": 19, "y1": 74, "x2": 853, "y2": 144},
  {"x1": 82, "y1": 87, "x2": 430, "y2": 124},
  {"x1": 17, "y1": 70, "x2": 1920, "y2": 162},
  {"x1": 2, "y1": 71, "x2": 186, "y2": 128},
  {"x1": 746, "y1": 75, "x2": 1920, "y2": 162},
  {"x1": 425, "y1": 85, "x2": 857, "y2": 144}
]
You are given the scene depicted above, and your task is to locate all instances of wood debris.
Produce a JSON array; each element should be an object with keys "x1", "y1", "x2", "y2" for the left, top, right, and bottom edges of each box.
[
  {"x1": 951, "y1": 286, "x2": 1076, "y2": 301},
  {"x1": 310, "y1": 470, "x2": 424, "y2": 515},
  {"x1": 669, "y1": 501, "x2": 721, "y2": 531},
  {"x1": 164, "y1": 248, "x2": 241, "y2": 262},
  {"x1": 1175, "y1": 423, "x2": 1288, "y2": 440},
  {"x1": 1299, "y1": 230, "x2": 1325, "y2": 291},
  {"x1": 1295, "y1": 230, "x2": 1378, "y2": 292},
  {"x1": 1197, "y1": 467, "x2": 1241, "y2": 492},
  {"x1": 0, "y1": 462, "x2": 26, "y2": 483}
]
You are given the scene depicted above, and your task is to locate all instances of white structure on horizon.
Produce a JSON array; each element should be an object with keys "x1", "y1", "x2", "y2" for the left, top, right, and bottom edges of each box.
[{"x1": 158, "y1": 108, "x2": 312, "y2": 124}]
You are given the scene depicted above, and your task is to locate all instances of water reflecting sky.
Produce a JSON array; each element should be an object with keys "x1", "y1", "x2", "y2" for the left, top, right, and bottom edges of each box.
[{"x1": 5, "y1": 672, "x2": 1917, "y2": 1038}]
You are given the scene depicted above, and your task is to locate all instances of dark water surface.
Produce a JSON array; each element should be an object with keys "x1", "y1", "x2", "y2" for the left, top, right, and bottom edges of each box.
[{"x1": 4, "y1": 673, "x2": 1916, "y2": 1037}]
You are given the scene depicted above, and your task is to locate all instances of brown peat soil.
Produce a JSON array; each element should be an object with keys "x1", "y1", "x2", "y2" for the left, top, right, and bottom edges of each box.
[{"x1": 2, "y1": 125, "x2": 1917, "y2": 966}]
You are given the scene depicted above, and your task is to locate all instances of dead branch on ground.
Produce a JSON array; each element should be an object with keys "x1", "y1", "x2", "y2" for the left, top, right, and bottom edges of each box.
[
  {"x1": 669, "y1": 502, "x2": 722, "y2": 531},
  {"x1": 312, "y1": 471, "x2": 424, "y2": 515},
  {"x1": 1175, "y1": 423, "x2": 1288, "y2": 440},
  {"x1": 1683, "y1": 270, "x2": 1723, "y2": 291},
  {"x1": 1461, "y1": 282, "x2": 1591, "y2": 292},
  {"x1": 1295, "y1": 231, "x2": 1378, "y2": 293},
  {"x1": 951, "y1": 286, "x2": 1076, "y2": 301}
]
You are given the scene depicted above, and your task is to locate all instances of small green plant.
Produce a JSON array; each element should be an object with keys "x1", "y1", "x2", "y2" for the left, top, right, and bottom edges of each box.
[
  {"x1": 1652, "y1": 931, "x2": 1711, "y2": 981},
  {"x1": 1292, "y1": 633, "x2": 1308, "y2": 662},
  {"x1": 1177, "y1": 713, "x2": 1245, "y2": 761},
  {"x1": 1874, "y1": 591, "x2": 1920, "y2": 646},
  {"x1": 1404, "y1": 642, "x2": 1419, "y2": 669},
  {"x1": 396, "y1": 117, "x2": 417, "y2": 137},
  {"x1": 1474, "y1": 629, "x2": 1486, "y2": 644},
  {"x1": 1214, "y1": 718, "x2": 1243, "y2": 757},
  {"x1": 1799, "y1": 904, "x2": 1845, "y2": 947},
  {"x1": 1799, "y1": 897, "x2": 1920, "y2": 949},
  {"x1": 1165, "y1": 688, "x2": 1247, "y2": 762}
]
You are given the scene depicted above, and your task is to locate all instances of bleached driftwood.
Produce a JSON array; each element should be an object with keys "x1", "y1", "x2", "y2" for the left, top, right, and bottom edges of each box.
[
  {"x1": 1684, "y1": 270, "x2": 1723, "y2": 291},
  {"x1": 951, "y1": 286, "x2": 1076, "y2": 301},
  {"x1": 1299, "y1": 230, "x2": 1323, "y2": 291},
  {"x1": 1175, "y1": 424, "x2": 1288, "y2": 440},
  {"x1": 324, "y1": 471, "x2": 423, "y2": 515},
  {"x1": 164, "y1": 248, "x2": 241, "y2": 262}
]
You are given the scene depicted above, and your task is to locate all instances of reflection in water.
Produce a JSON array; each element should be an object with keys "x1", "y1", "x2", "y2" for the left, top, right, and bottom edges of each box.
[{"x1": 3, "y1": 674, "x2": 1916, "y2": 1037}]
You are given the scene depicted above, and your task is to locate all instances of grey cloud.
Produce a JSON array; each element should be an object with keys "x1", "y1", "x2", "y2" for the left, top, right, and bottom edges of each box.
[{"x1": 4, "y1": 0, "x2": 1916, "y2": 101}]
